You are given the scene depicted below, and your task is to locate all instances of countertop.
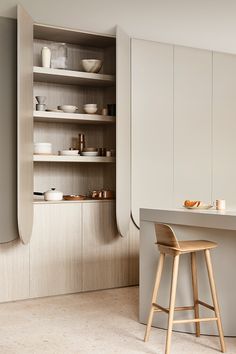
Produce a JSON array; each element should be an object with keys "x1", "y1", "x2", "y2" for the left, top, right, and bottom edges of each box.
[{"x1": 140, "y1": 207, "x2": 236, "y2": 231}]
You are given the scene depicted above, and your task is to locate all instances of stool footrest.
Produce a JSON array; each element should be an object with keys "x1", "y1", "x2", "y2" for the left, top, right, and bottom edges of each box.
[
  {"x1": 197, "y1": 300, "x2": 215, "y2": 311},
  {"x1": 173, "y1": 317, "x2": 217, "y2": 324},
  {"x1": 153, "y1": 303, "x2": 195, "y2": 314}
]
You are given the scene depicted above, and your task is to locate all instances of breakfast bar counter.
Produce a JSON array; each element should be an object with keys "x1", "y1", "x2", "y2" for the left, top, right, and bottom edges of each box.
[{"x1": 140, "y1": 208, "x2": 236, "y2": 336}]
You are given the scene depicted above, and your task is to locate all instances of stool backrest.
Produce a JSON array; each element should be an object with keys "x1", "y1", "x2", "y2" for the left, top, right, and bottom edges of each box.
[{"x1": 154, "y1": 223, "x2": 180, "y2": 248}]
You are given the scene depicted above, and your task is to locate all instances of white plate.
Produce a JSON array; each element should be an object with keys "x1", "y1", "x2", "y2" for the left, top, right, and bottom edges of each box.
[
  {"x1": 59, "y1": 150, "x2": 80, "y2": 156},
  {"x1": 183, "y1": 204, "x2": 213, "y2": 210},
  {"x1": 81, "y1": 151, "x2": 99, "y2": 156}
]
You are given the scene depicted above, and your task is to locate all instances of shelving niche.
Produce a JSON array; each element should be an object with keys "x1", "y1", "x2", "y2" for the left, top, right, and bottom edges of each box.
[{"x1": 33, "y1": 24, "x2": 116, "y2": 200}]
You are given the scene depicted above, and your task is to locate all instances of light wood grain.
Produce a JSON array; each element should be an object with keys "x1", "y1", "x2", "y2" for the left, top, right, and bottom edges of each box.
[
  {"x1": 34, "y1": 66, "x2": 115, "y2": 86},
  {"x1": 34, "y1": 111, "x2": 115, "y2": 124},
  {"x1": 17, "y1": 5, "x2": 34, "y2": 244},
  {"x1": 204, "y1": 249, "x2": 226, "y2": 352},
  {"x1": 34, "y1": 23, "x2": 115, "y2": 48},
  {"x1": 144, "y1": 253, "x2": 165, "y2": 342},
  {"x1": 191, "y1": 252, "x2": 200, "y2": 337},
  {"x1": 33, "y1": 155, "x2": 115, "y2": 163},
  {"x1": 0, "y1": 239, "x2": 29, "y2": 302},
  {"x1": 116, "y1": 26, "x2": 131, "y2": 237},
  {"x1": 82, "y1": 202, "x2": 129, "y2": 291},
  {"x1": 30, "y1": 203, "x2": 83, "y2": 297}
]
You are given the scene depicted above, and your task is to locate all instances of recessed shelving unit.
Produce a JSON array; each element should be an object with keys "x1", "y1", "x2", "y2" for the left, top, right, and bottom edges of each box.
[
  {"x1": 34, "y1": 111, "x2": 116, "y2": 124},
  {"x1": 33, "y1": 155, "x2": 115, "y2": 163},
  {"x1": 33, "y1": 66, "x2": 115, "y2": 86},
  {"x1": 33, "y1": 23, "x2": 116, "y2": 198}
]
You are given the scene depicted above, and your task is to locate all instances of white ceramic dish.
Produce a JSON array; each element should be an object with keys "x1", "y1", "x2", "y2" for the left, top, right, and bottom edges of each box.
[
  {"x1": 44, "y1": 188, "x2": 63, "y2": 201},
  {"x1": 59, "y1": 150, "x2": 80, "y2": 156},
  {"x1": 59, "y1": 105, "x2": 78, "y2": 113},
  {"x1": 81, "y1": 59, "x2": 103, "y2": 73},
  {"x1": 81, "y1": 151, "x2": 99, "y2": 157},
  {"x1": 83, "y1": 104, "x2": 97, "y2": 114},
  {"x1": 183, "y1": 204, "x2": 213, "y2": 210},
  {"x1": 34, "y1": 142, "x2": 52, "y2": 155}
]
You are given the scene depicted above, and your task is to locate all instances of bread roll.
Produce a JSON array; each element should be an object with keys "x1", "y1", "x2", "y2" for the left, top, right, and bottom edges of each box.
[{"x1": 184, "y1": 200, "x2": 201, "y2": 207}]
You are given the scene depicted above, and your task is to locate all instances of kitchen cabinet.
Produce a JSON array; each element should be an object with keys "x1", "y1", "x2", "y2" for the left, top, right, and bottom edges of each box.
[
  {"x1": 82, "y1": 202, "x2": 129, "y2": 291},
  {"x1": 30, "y1": 201, "x2": 137, "y2": 298},
  {"x1": 131, "y1": 39, "x2": 174, "y2": 227},
  {"x1": 30, "y1": 202, "x2": 82, "y2": 297},
  {"x1": 17, "y1": 4, "x2": 132, "y2": 245},
  {"x1": 212, "y1": 52, "x2": 236, "y2": 209},
  {"x1": 173, "y1": 46, "x2": 212, "y2": 206}
]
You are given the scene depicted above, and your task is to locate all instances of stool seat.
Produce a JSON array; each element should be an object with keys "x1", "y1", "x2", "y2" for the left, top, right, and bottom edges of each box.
[{"x1": 168, "y1": 240, "x2": 218, "y2": 252}]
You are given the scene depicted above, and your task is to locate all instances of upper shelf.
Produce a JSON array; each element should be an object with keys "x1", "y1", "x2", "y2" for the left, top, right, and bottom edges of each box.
[
  {"x1": 33, "y1": 66, "x2": 115, "y2": 86},
  {"x1": 34, "y1": 111, "x2": 116, "y2": 124},
  {"x1": 34, "y1": 23, "x2": 116, "y2": 48}
]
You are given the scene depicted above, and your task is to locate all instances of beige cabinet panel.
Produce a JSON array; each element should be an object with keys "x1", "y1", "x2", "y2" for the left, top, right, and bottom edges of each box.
[
  {"x1": 30, "y1": 204, "x2": 82, "y2": 297},
  {"x1": 82, "y1": 202, "x2": 129, "y2": 291},
  {"x1": 174, "y1": 46, "x2": 212, "y2": 206},
  {"x1": 213, "y1": 52, "x2": 236, "y2": 208},
  {"x1": 131, "y1": 39, "x2": 174, "y2": 226},
  {"x1": 17, "y1": 5, "x2": 34, "y2": 244},
  {"x1": 0, "y1": 240, "x2": 29, "y2": 302}
]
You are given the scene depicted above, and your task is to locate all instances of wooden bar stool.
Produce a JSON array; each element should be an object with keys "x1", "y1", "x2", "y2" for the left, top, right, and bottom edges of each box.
[{"x1": 144, "y1": 223, "x2": 226, "y2": 354}]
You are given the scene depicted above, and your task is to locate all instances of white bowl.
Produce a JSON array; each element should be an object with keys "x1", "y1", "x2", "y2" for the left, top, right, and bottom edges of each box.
[
  {"x1": 59, "y1": 105, "x2": 78, "y2": 113},
  {"x1": 34, "y1": 143, "x2": 52, "y2": 155},
  {"x1": 59, "y1": 150, "x2": 80, "y2": 156},
  {"x1": 81, "y1": 59, "x2": 103, "y2": 73},
  {"x1": 83, "y1": 105, "x2": 98, "y2": 114},
  {"x1": 81, "y1": 151, "x2": 99, "y2": 156}
]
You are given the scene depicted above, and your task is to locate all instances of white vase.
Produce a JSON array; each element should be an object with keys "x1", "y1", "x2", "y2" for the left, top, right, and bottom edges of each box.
[{"x1": 41, "y1": 47, "x2": 51, "y2": 68}]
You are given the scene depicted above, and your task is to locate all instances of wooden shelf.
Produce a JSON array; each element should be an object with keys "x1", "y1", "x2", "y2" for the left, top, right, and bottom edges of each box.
[
  {"x1": 33, "y1": 155, "x2": 115, "y2": 163},
  {"x1": 33, "y1": 66, "x2": 115, "y2": 86},
  {"x1": 34, "y1": 199, "x2": 115, "y2": 204},
  {"x1": 34, "y1": 23, "x2": 115, "y2": 48},
  {"x1": 34, "y1": 111, "x2": 116, "y2": 124}
]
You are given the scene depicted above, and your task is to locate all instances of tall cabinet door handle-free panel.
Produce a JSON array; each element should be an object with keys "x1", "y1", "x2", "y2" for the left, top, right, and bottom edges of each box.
[
  {"x1": 17, "y1": 5, "x2": 34, "y2": 244},
  {"x1": 116, "y1": 26, "x2": 131, "y2": 237}
]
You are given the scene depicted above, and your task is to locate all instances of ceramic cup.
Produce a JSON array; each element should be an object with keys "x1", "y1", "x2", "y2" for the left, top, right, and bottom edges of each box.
[
  {"x1": 216, "y1": 199, "x2": 226, "y2": 210},
  {"x1": 36, "y1": 104, "x2": 46, "y2": 111},
  {"x1": 36, "y1": 96, "x2": 46, "y2": 104}
]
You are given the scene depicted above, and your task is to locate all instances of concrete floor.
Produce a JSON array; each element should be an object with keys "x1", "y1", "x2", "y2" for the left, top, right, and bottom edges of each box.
[{"x1": 0, "y1": 286, "x2": 235, "y2": 353}]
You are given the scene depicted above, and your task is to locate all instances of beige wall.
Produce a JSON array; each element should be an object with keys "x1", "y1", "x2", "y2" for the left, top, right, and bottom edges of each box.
[{"x1": 0, "y1": 0, "x2": 236, "y2": 54}]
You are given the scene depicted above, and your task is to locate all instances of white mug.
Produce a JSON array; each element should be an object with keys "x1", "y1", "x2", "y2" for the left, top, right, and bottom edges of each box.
[{"x1": 216, "y1": 199, "x2": 226, "y2": 210}]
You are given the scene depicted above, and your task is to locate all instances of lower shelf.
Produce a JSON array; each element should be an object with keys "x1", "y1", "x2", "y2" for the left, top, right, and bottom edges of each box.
[{"x1": 33, "y1": 155, "x2": 115, "y2": 163}]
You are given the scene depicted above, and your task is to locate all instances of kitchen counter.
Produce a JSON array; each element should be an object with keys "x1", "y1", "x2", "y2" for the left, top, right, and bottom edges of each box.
[{"x1": 140, "y1": 207, "x2": 236, "y2": 336}]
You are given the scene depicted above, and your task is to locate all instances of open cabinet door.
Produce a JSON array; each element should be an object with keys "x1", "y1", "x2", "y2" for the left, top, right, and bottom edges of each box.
[
  {"x1": 17, "y1": 5, "x2": 34, "y2": 244},
  {"x1": 116, "y1": 26, "x2": 131, "y2": 237}
]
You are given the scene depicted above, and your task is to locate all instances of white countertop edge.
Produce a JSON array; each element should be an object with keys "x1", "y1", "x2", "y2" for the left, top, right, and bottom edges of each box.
[
  {"x1": 34, "y1": 199, "x2": 115, "y2": 205},
  {"x1": 140, "y1": 208, "x2": 236, "y2": 231}
]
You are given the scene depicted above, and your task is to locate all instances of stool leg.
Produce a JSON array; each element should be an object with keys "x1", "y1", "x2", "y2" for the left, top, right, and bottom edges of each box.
[
  {"x1": 144, "y1": 252, "x2": 165, "y2": 342},
  {"x1": 191, "y1": 252, "x2": 200, "y2": 337},
  {"x1": 204, "y1": 249, "x2": 226, "y2": 353},
  {"x1": 165, "y1": 254, "x2": 180, "y2": 354}
]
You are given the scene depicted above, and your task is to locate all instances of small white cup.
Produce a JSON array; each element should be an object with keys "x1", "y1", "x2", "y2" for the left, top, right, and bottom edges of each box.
[
  {"x1": 106, "y1": 150, "x2": 111, "y2": 157},
  {"x1": 216, "y1": 199, "x2": 226, "y2": 210}
]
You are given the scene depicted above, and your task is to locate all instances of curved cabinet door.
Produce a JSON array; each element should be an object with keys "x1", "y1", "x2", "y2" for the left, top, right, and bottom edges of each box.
[
  {"x1": 116, "y1": 26, "x2": 131, "y2": 237},
  {"x1": 0, "y1": 18, "x2": 18, "y2": 243},
  {"x1": 17, "y1": 5, "x2": 34, "y2": 244}
]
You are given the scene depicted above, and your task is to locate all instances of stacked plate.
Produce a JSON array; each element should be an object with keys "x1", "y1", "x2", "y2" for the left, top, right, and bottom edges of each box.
[{"x1": 81, "y1": 147, "x2": 98, "y2": 157}]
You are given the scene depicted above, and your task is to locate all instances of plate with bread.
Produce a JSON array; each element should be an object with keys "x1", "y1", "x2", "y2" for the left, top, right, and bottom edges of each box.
[{"x1": 183, "y1": 200, "x2": 213, "y2": 209}]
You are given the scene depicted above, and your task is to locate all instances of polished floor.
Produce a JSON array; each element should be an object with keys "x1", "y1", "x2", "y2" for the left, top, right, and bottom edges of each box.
[{"x1": 0, "y1": 286, "x2": 235, "y2": 353}]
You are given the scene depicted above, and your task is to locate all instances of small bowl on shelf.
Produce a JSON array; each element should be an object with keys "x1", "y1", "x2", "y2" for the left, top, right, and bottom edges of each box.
[
  {"x1": 59, "y1": 105, "x2": 78, "y2": 113},
  {"x1": 34, "y1": 142, "x2": 52, "y2": 155},
  {"x1": 81, "y1": 59, "x2": 103, "y2": 73},
  {"x1": 83, "y1": 104, "x2": 97, "y2": 114}
]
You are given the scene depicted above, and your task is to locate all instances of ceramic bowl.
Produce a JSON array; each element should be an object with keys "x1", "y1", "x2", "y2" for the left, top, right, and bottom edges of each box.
[
  {"x1": 34, "y1": 142, "x2": 52, "y2": 155},
  {"x1": 81, "y1": 151, "x2": 99, "y2": 156},
  {"x1": 83, "y1": 104, "x2": 98, "y2": 114},
  {"x1": 81, "y1": 59, "x2": 103, "y2": 73},
  {"x1": 59, "y1": 105, "x2": 78, "y2": 113}
]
